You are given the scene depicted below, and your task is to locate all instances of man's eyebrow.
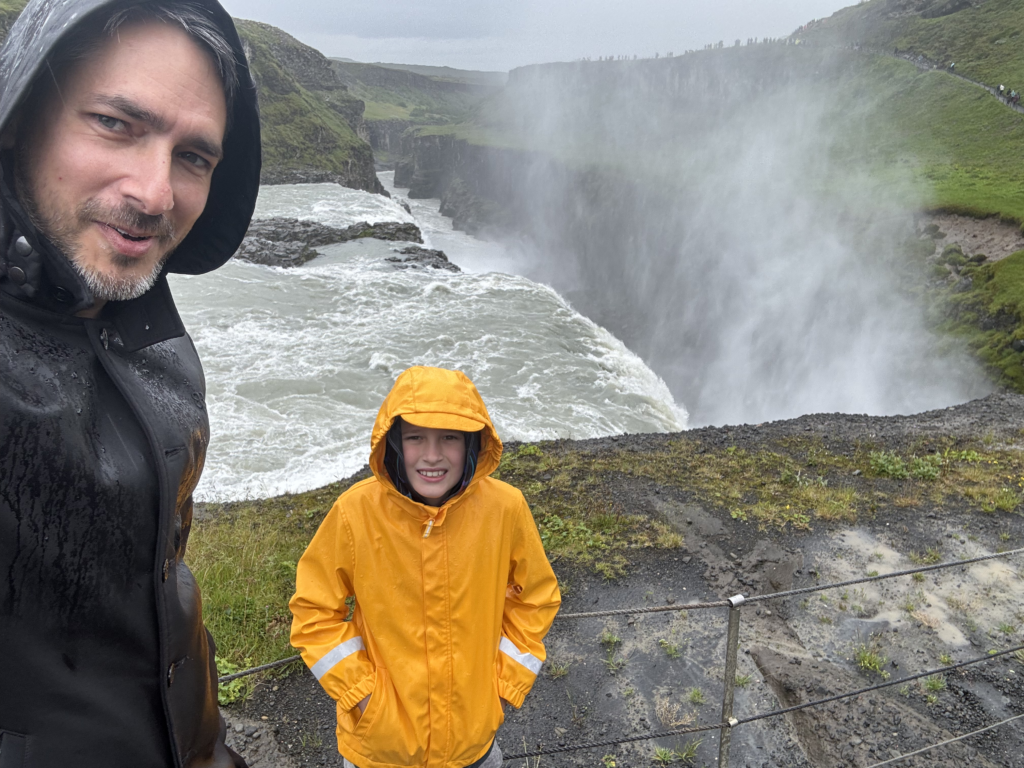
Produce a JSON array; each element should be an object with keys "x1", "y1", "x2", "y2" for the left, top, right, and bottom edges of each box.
[
  {"x1": 96, "y1": 94, "x2": 167, "y2": 130},
  {"x1": 94, "y1": 94, "x2": 224, "y2": 160}
]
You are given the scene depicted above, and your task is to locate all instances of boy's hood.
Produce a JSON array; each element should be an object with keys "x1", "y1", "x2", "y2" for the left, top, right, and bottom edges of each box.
[{"x1": 370, "y1": 367, "x2": 503, "y2": 503}]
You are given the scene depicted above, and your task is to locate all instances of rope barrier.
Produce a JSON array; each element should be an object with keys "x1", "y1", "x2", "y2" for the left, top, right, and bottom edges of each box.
[
  {"x1": 219, "y1": 655, "x2": 301, "y2": 683},
  {"x1": 557, "y1": 599, "x2": 730, "y2": 619},
  {"x1": 863, "y1": 712, "x2": 1024, "y2": 768},
  {"x1": 218, "y1": 548, "x2": 1024, "y2": 682},
  {"x1": 735, "y1": 643, "x2": 1024, "y2": 728},
  {"x1": 745, "y1": 546, "x2": 1024, "y2": 604},
  {"x1": 500, "y1": 643, "x2": 1024, "y2": 762},
  {"x1": 501, "y1": 719, "x2": 727, "y2": 762}
]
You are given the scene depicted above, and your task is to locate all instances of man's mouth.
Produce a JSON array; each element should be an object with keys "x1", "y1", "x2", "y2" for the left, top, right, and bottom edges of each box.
[{"x1": 105, "y1": 223, "x2": 153, "y2": 242}]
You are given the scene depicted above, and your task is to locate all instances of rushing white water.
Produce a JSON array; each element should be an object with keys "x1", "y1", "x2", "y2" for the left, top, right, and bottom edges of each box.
[{"x1": 171, "y1": 181, "x2": 685, "y2": 501}]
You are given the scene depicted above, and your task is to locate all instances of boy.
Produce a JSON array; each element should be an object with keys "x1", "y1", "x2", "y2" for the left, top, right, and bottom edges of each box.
[{"x1": 290, "y1": 366, "x2": 561, "y2": 768}]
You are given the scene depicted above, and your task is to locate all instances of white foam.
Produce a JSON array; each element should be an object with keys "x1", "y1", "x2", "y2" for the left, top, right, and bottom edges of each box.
[{"x1": 173, "y1": 214, "x2": 686, "y2": 501}]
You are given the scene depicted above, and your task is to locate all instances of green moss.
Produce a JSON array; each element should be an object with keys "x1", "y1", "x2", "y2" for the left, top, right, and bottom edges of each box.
[{"x1": 934, "y1": 249, "x2": 1024, "y2": 390}]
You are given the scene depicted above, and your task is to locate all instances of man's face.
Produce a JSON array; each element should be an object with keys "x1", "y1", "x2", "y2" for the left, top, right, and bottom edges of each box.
[
  {"x1": 401, "y1": 422, "x2": 467, "y2": 505},
  {"x1": 17, "y1": 20, "x2": 227, "y2": 303}
]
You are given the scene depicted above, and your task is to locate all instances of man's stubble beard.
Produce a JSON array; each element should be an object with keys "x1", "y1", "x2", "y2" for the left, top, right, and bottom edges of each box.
[{"x1": 14, "y1": 159, "x2": 179, "y2": 303}]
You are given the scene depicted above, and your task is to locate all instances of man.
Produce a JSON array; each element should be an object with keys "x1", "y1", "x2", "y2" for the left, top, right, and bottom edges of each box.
[{"x1": 0, "y1": 0, "x2": 261, "y2": 765}]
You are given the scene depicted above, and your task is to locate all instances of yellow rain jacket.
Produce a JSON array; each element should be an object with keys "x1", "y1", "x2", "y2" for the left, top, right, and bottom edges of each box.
[{"x1": 290, "y1": 367, "x2": 561, "y2": 768}]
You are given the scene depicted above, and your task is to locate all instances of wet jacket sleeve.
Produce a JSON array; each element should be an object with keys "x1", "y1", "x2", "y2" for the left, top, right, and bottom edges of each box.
[
  {"x1": 289, "y1": 501, "x2": 375, "y2": 712},
  {"x1": 496, "y1": 498, "x2": 561, "y2": 708}
]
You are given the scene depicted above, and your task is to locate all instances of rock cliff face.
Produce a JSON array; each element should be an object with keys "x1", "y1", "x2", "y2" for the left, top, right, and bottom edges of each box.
[{"x1": 233, "y1": 20, "x2": 385, "y2": 194}]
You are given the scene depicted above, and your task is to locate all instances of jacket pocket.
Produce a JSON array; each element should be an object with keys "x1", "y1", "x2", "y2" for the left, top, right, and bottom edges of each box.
[
  {"x1": 352, "y1": 668, "x2": 384, "y2": 739},
  {"x1": 492, "y1": 670, "x2": 505, "y2": 726},
  {"x1": 0, "y1": 732, "x2": 27, "y2": 768},
  {"x1": 352, "y1": 668, "x2": 424, "y2": 765}
]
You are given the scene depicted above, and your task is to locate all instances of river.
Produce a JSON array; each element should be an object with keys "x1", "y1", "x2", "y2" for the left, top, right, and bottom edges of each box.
[{"x1": 170, "y1": 175, "x2": 686, "y2": 501}]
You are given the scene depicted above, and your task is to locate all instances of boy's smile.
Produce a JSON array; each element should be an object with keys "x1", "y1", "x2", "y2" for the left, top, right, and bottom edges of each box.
[{"x1": 401, "y1": 421, "x2": 467, "y2": 505}]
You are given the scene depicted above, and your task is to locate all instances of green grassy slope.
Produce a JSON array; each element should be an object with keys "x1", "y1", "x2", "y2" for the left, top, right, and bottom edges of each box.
[
  {"x1": 800, "y1": 0, "x2": 1024, "y2": 88},
  {"x1": 234, "y1": 20, "x2": 380, "y2": 190},
  {"x1": 836, "y1": 55, "x2": 1024, "y2": 222},
  {"x1": 329, "y1": 60, "x2": 492, "y2": 124}
]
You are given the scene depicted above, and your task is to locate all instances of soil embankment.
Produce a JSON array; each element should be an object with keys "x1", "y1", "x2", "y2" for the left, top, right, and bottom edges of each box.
[{"x1": 223, "y1": 393, "x2": 1024, "y2": 767}]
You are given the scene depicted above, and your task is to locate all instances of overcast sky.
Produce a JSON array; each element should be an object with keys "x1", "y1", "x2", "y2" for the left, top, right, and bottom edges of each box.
[{"x1": 218, "y1": 0, "x2": 856, "y2": 71}]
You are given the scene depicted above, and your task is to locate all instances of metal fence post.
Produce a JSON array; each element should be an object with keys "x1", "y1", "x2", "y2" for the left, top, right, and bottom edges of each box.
[{"x1": 718, "y1": 594, "x2": 745, "y2": 768}]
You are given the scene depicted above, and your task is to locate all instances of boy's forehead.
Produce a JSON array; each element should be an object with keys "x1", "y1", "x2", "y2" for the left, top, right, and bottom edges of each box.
[{"x1": 401, "y1": 422, "x2": 460, "y2": 435}]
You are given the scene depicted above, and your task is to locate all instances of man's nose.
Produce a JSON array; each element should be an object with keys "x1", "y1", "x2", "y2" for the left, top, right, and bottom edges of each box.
[{"x1": 121, "y1": 145, "x2": 174, "y2": 214}]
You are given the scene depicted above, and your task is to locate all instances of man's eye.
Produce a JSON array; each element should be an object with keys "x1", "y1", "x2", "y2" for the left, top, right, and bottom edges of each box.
[
  {"x1": 95, "y1": 114, "x2": 125, "y2": 131},
  {"x1": 179, "y1": 152, "x2": 211, "y2": 169}
]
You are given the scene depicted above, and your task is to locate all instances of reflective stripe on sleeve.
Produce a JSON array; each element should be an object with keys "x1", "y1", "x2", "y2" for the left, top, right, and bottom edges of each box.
[
  {"x1": 499, "y1": 636, "x2": 542, "y2": 675},
  {"x1": 310, "y1": 636, "x2": 365, "y2": 680}
]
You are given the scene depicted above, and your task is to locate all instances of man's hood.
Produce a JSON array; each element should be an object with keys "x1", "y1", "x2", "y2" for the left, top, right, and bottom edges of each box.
[
  {"x1": 0, "y1": 0, "x2": 261, "y2": 286},
  {"x1": 369, "y1": 367, "x2": 503, "y2": 503}
]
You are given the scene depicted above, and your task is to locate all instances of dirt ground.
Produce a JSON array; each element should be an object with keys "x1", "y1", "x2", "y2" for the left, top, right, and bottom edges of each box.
[
  {"x1": 921, "y1": 213, "x2": 1024, "y2": 262},
  {"x1": 224, "y1": 393, "x2": 1024, "y2": 767}
]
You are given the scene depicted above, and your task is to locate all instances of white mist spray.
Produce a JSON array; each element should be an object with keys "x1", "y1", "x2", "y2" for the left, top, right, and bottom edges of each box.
[{"x1": 483, "y1": 46, "x2": 991, "y2": 426}]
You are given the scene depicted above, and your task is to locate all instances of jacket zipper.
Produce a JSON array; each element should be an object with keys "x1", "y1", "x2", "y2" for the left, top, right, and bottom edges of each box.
[{"x1": 423, "y1": 518, "x2": 435, "y2": 537}]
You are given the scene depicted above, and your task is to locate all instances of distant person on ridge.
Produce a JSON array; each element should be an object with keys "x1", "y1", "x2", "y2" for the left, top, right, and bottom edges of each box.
[{"x1": 290, "y1": 366, "x2": 561, "y2": 768}]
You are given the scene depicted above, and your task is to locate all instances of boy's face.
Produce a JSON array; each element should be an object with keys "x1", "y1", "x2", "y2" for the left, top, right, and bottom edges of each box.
[{"x1": 401, "y1": 422, "x2": 467, "y2": 505}]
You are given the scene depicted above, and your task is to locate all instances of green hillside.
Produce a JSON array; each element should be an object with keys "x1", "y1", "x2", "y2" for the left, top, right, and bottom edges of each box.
[
  {"x1": 329, "y1": 60, "x2": 493, "y2": 124},
  {"x1": 799, "y1": 0, "x2": 1024, "y2": 88},
  {"x1": 234, "y1": 20, "x2": 381, "y2": 191}
]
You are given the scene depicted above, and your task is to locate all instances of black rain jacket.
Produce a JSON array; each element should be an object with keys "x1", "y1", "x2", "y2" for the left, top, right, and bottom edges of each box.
[{"x1": 0, "y1": 0, "x2": 261, "y2": 765}]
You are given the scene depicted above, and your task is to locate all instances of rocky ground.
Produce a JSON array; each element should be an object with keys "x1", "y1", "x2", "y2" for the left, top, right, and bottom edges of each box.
[
  {"x1": 920, "y1": 213, "x2": 1024, "y2": 263},
  {"x1": 223, "y1": 394, "x2": 1024, "y2": 767}
]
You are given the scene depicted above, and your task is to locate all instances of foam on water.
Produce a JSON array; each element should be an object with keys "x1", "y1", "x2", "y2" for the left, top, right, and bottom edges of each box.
[
  {"x1": 172, "y1": 186, "x2": 685, "y2": 501},
  {"x1": 253, "y1": 182, "x2": 417, "y2": 228}
]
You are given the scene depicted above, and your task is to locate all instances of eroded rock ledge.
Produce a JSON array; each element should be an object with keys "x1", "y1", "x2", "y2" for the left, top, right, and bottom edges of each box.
[{"x1": 234, "y1": 217, "x2": 424, "y2": 267}]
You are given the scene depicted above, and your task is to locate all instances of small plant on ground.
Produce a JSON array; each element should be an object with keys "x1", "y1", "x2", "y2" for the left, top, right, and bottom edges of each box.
[
  {"x1": 908, "y1": 547, "x2": 943, "y2": 565},
  {"x1": 653, "y1": 746, "x2": 675, "y2": 765},
  {"x1": 870, "y1": 451, "x2": 909, "y2": 479},
  {"x1": 687, "y1": 687, "x2": 706, "y2": 706},
  {"x1": 215, "y1": 656, "x2": 250, "y2": 705},
  {"x1": 940, "y1": 653, "x2": 954, "y2": 666},
  {"x1": 603, "y1": 650, "x2": 627, "y2": 675},
  {"x1": 675, "y1": 740, "x2": 701, "y2": 763},
  {"x1": 922, "y1": 674, "x2": 946, "y2": 693},
  {"x1": 602, "y1": 755, "x2": 617, "y2": 768},
  {"x1": 735, "y1": 673, "x2": 754, "y2": 687},
  {"x1": 659, "y1": 639, "x2": 682, "y2": 659},
  {"x1": 854, "y1": 643, "x2": 889, "y2": 678},
  {"x1": 599, "y1": 629, "x2": 622, "y2": 648},
  {"x1": 655, "y1": 699, "x2": 695, "y2": 728},
  {"x1": 547, "y1": 661, "x2": 570, "y2": 679}
]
